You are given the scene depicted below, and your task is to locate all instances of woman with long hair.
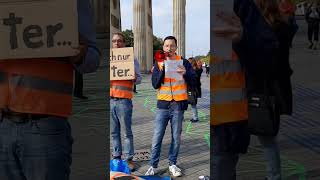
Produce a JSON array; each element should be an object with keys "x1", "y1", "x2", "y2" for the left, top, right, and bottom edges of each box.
[
  {"x1": 242, "y1": 0, "x2": 294, "y2": 179},
  {"x1": 187, "y1": 57, "x2": 203, "y2": 122}
]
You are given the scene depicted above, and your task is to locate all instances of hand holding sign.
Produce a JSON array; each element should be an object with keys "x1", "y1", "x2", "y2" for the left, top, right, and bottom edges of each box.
[{"x1": 69, "y1": 36, "x2": 88, "y2": 64}]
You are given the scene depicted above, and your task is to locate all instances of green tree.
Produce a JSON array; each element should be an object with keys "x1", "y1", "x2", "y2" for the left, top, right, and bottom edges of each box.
[
  {"x1": 122, "y1": 29, "x2": 134, "y2": 47},
  {"x1": 121, "y1": 29, "x2": 163, "y2": 54}
]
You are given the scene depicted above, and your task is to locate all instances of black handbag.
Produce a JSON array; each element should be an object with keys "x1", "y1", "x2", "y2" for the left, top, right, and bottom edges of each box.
[
  {"x1": 247, "y1": 81, "x2": 280, "y2": 136},
  {"x1": 187, "y1": 90, "x2": 198, "y2": 105}
]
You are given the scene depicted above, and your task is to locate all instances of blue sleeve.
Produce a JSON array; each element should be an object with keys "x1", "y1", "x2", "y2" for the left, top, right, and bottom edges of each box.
[
  {"x1": 183, "y1": 59, "x2": 197, "y2": 86},
  {"x1": 134, "y1": 58, "x2": 142, "y2": 85},
  {"x1": 151, "y1": 62, "x2": 165, "y2": 89},
  {"x1": 74, "y1": 0, "x2": 101, "y2": 74}
]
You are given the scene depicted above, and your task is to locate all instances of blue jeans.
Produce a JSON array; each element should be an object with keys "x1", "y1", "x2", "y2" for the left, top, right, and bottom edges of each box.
[
  {"x1": 258, "y1": 136, "x2": 281, "y2": 180},
  {"x1": 110, "y1": 98, "x2": 134, "y2": 160},
  {"x1": 0, "y1": 116, "x2": 73, "y2": 180},
  {"x1": 150, "y1": 104, "x2": 184, "y2": 167},
  {"x1": 191, "y1": 104, "x2": 198, "y2": 120}
]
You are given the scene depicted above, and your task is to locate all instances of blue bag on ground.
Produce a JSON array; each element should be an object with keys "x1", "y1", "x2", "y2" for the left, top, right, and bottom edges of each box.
[{"x1": 110, "y1": 159, "x2": 131, "y2": 174}]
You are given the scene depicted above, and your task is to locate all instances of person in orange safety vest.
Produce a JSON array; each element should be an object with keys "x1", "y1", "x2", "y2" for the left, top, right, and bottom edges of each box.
[
  {"x1": 0, "y1": 1, "x2": 101, "y2": 179},
  {"x1": 145, "y1": 36, "x2": 197, "y2": 178},
  {"x1": 110, "y1": 32, "x2": 142, "y2": 172}
]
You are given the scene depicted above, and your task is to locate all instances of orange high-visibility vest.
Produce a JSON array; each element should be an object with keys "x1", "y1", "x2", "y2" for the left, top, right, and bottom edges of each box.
[
  {"x1": 0, "y1": 59, "x2": 73, "y2": 117},
  {"x1": 110, "y1": 80, "x2": 134, "y2": 99},
  {"x1": 211, "y1": 51, "x2": 248, "y2": 126},
  {"x1": 157, "y1": 55, "x2": 188, "y2": 101}
]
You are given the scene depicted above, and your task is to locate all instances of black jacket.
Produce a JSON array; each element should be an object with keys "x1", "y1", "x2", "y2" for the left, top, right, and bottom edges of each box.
[{"x1": 234, "y1": 0, "x2": 293, "y2": 115}]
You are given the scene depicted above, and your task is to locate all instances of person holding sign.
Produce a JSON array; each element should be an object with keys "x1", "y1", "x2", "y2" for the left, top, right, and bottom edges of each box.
[
  {"x1": 0, "y1": 1, "x2": 100, "y2": 180},
  {"x1": 110, "y1": 32, "x2": 142, "y2": 172},
  {"x1": 145, "y1": 36, "x2": 196, "y2": 177}
]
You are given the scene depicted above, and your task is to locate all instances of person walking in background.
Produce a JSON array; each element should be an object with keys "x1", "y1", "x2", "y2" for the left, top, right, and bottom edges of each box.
[
  {"x1": 74, "y1": 69, "x2": 88, "y2": 99},
  {"x1": 187, "y1": 57, "x2": 203, "y2": 123},
  {"x1": 279, "y1": 0, "x2": 298, "y2": 47},
  {"x1": 205, "y1": 63, "x2": 210, "y2": 77},
  {"x1": 305, "y1": 1, "x2": 320, "y2": 49}
]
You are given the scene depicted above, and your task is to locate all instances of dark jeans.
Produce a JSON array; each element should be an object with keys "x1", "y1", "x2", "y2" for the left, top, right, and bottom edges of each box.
[
  {"x1": 211, "y1": 122, "x2": 250, "y2": 180},
  {"x1": 308, "y1": 19, "x2": 319, "y2": 42},
  {"x1": 74, "y1": 70, "x2": 83, "y2": 96},
  {"x1": 0, "y1": 116, "x2": 73, "y2": 180}
]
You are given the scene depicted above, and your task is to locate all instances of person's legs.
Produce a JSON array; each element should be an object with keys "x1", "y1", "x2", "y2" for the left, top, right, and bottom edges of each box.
[
  {"x1": 20, "y1": 116, "x2": 73, "y2": 180},
  {"x1": 258, "y1": 136, "x2": 281, "y2": 180},
  {"x1": 110, "y1": 99, "x2": 122, "y2": 159},
  {"x1": 313, "y1": 22, "x2": 319, "y2": 49},
  {"x1": 168, "y1": 109, "x2": 184, "y2": 166},
  {"x1": 308, "y1": 21, "x2": 314, "y2": 48},
  {"x1": 0, "y1": 117, "x2": 26, "y2": 180},
  {"x1": 211, "y1": 126, "x2": 239, "y2": 180},
  {"x1": 211, "y1": 152, "x2": 239, "y2": 180},
  {"x1": 118, "y1": 99, "x2": 134, "y2": 160},
  {"x1": 133, "y1": 84, "x2": 137, "y2": 93},
  {"x1": 191, "y1": 104, "x2": 199, "y2": 122},
  {"x1": 211, "y1": 122, "x2": 250, "y2": 180},
  {"x1": 74, "y1": 70, "x2": 82, "y2": 95},
  {"x1": 149, "y1": 109, "x2": 170, "y2": 168}
]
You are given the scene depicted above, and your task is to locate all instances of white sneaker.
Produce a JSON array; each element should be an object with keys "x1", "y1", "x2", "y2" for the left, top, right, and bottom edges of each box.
[
  {"x1": 169, "y1": 165, "x2": 182, "y2": 177},
  {"x1": 145, "y1": 166, "x2": 157, "y2": 176}
]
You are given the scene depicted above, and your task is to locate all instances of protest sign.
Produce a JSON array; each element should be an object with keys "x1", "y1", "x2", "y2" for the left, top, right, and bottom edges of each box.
[
  {"x1": 0, "y1": 0, "x2": 79, "y2": 59},
  {"x1": 110, "y1": 47, "x2": 135, "y2": 81}
]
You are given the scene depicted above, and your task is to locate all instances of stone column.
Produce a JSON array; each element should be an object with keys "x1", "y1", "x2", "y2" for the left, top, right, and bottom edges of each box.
[
  {"x1": 173, "y1": 0, "x2": 186, "y2": 58},
  {"x1": 145, "y1": 0, "x2": 153, "y2": 72},
  {"x1": 133, "y1": 0, "x2": 146, "y2": 73},
  {"x1": 110, "y1": 0, "x2": 121, "y2": 47}
]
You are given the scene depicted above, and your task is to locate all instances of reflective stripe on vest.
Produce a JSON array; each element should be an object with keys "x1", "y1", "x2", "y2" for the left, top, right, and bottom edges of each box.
[
  {"x1": 0, "y1": 59, "x2": 73, "y2": 117},
  {"x1": 110, "y1": 80, "x2": 134, "y2": 99},
  {"x1": 157, "y1": 55, "x2": 188, "y2": 101},
  {"x1": 211, "y1": 52, "x2": 248, "y2": 126}
]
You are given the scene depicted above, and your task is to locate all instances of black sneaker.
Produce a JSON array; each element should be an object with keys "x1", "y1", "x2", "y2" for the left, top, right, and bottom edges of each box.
[{"x1": 309, "y1": 43, "x2": 313, "y2": 49}]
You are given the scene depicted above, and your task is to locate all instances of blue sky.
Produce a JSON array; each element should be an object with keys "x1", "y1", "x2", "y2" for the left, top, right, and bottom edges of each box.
[{"x1": 120, "y1": 0, "x2": 210, "y2": 58}]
